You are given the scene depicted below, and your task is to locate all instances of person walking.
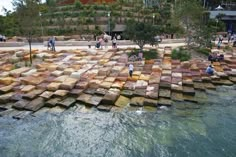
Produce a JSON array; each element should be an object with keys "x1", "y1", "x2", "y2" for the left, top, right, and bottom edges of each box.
[
  {"x1": 112, "y1": 37, "x2": 117, "y2": 48},
  {"x1": 51, "y1": 36, "x2": 56, "y2": 52},
  {"x1": 129, "y1": 63, "x2": 134, "y2": 77}
]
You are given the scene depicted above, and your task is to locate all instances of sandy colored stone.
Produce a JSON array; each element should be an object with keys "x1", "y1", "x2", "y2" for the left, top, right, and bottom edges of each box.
[
  {"x1": 159, "y1": 89, "x2": 171, "y2": 98},
  {"x1": 54, "y1": 75, "x2": 68, "y2": 83},
  {"x1": 9, "y1": 67, "x2": 30, "y2": 77},
  {"x1": 135, "y1": 80, "x2": 148, "y2": 89},
  {"x1": 100, "y1": 81, "x2": 113, "y2": 89},
  {"x1": 130, "y1": 97, "x2": 145, "y2": 106},
  {"x1": 0, "y1": 77, "x2": 15, "y2": 85},
  {"x1": 21, "y1": 76, "x2": 45, "y2": 85},
  {"x1": 40, "y1": 91, "x2": 54, "y2": 99},
  {"x1": 0, "y1": 85, "x2": 14, "y2": 93},
  {"x1": 53, "y1": 90, "x2": 68, "y2": 97},
  {"x1": 0, "y1": 92, "x2": 14, "y2": 103},
  {"x1": 47, "y1": 82, "x2": 61, "y2": 91},
  {"x1": 22, "y1": 89, "x2": 45, "y2": 100},
  {"x1": 77, "y1": 93, "x2": 92, "y2": 104},
  {"x1": 111, "y1": 81, "x2": 125, "y2": 89},
  {"x1": 115, "y1": 95, "x2": 130, "y2": 107},
  {"x1": 143, "y1": 98, "x2": 157, "y2": 107},
  {"x1": 51, "y1": 70, "x2": 64, "y2": 77},
  {"x1": 21, "y1": 85, "x2": 35, "y2": 92},
  {"x1": 60, "y1": 77, "x2": 78, "y2": 90}
]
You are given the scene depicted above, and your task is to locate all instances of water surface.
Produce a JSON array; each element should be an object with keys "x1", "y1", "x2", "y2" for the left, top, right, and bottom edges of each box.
[{"x1": 0, "y1": 86, "x2": 236, "y2": 157}]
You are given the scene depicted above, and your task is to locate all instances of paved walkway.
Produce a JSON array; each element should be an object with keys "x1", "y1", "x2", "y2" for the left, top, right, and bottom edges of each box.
[{"x1": 0, "y1": 43, "x2": 186, "y2": 51}]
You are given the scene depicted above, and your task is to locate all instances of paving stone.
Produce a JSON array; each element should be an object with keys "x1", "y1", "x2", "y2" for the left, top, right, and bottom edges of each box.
[
  {"x1": 158, "y1": 98, "x2": 172, "y2": 106},
  {"x1": 130, "y1": 97, "x2": 145, "y2": 106},
  {"x1": 45, "y1": 98, "x2": 62, "y2": 107},
  {"x1": 100, "y1": 81, "x2": 113, "y2": 89},
  {"x1": 0, "y1": 92, "x2": 14, "y2": 103},
  {"x1": 84, "y1": 88, "x2": 96, "y2": 95},
  {"x1": 47, "y1": 82, "x2": 61, "y2": 91},
  {"x1": 97, "y1": 105, "x2": 113, "y2": 112},
  {"x1": 183, "y1": 95, "x2": 198, "y2": 103},
  {"x1": 193, "y1": 82, "x2": 206, "y2": 91},
  {"x1": 159, "y1": 89, "x2": 171, "y2": 98},
  {"x1": 211, "y1": 79, "x2": 233, "y2": 86},
  {"x1": 229, "y1": 76, "x2": 236, "y2": 83},
  {"x1": 40, "y1": 91, "x2": 54, "y2": 99},
  {"x1": 21, "y1": 85, "x2": 35, "y2": 92},
  {"x1": 171, "y1": 92, "x2": 183, "y2": 101},
  {"x1": 159, "y1": 82, "x2": 171, "y2": 89},
  {"x1": 68, "y1": 89, "x2": 83, "y2": 96},
  {"x1": 0, "y1": 77, "x2": 15, "y2": 85},
  {"x1": 133, "y1": 89, "x2": 146, "y2": 97},
  {"x1": 120, "y1": 90, "x2": 133, "y2": 98},
  {"x1": 86, "y1": 96, "x2": 103, "y2": 106},
  {"x1": 77, "y1": 93, "x2": 92, "y2": 104},
  {"x1": 115, "y1": 95, "x2": 130, "y2": 107},
  {"x1": 53, "y1": 90, "x2": 68, "y2": 97},
  {"x1": 22, "y1": 89, "x2": 45, "y2": 100},
  {"x1": 10, "y1": 67, "x2": 30, "y2": 77},
  {"x1": 0, "y1": 84, "x2": 14, "y2": 94},
  {"x1": 182, "y1": 80, "x2": 194, "y2": 87},
  {"x1": 60, "y1": 77, "x2": 77, "y2": 90},
  {"x1": 51, "y1": 70, "x2": 64, "y2": 77},
  {"x1": 135, "y1": 80, "x2": 148, "y2": 89},
  {"x1": 12, "y1": 99, "x2": 30, "y2": 110},
  {"x1": 21, "y1": 76, "x2": 45, "y2": 85},
  {"x1": 24, "y1": 97, "x2": 45, "y2": 111},
  {"x1": 75, "y1": 81, "x2": 88, "y2": 89},
  {"x1": 183, "y1": 86, "x2": 195, "y2": 96},
  {"x1": 100, "y1": 88, "x2": 120, "y2": 105},
  {"x1": 161, "y1": 75, "x2": 171, "y2": 83},
  {"x1": 57, "y1": 97, "x2": 76, "y2": 108},
  {"x1": 95, "y1": 88, "x2": 108, "y2": 96},
  {"x1": 143, "y1": 98, "x2": 157, "y2": 107},
  {"x1": 124, "y1": 81, "x2": 136, "y2": 90},
  {"x1": 204, "y1": 83, "x2": 216, "y2": 90}
]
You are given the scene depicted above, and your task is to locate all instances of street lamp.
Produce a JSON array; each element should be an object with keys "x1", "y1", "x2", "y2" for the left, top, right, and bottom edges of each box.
[
  {"x1": 39, "y1": 12, "x2": 44, "y2": 37},
  {"x1": 152, "y1": 13, "x2": 155, "y2": 25},
  {"x1": 108, "y1": 11, "x2": 111, "y2": 36}
]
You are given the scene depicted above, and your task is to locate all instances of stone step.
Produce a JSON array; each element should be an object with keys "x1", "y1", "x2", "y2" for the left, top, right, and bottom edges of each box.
[
  {"x1": 57, "y1": 97, "x2": 76, "y2": 108},
  {"x1": 24, "y1": 97, "x2": 45, "y2": 112}
]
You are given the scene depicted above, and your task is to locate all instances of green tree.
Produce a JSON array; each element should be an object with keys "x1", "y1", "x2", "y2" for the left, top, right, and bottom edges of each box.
[
  {"x1": 13, "y1": 0, "x2": 40, "y2": 65},
  {"x1": 124, "y1": 20, "x2": 158, "y2": 49},
  {"x1": 173, "y1": 0, "x2": 204, "y2": 47}
]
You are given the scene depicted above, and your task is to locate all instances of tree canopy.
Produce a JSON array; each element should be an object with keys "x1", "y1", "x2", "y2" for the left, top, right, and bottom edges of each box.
[{"x1": 124, "y1": 20, "x2": 159, "y2": 49}]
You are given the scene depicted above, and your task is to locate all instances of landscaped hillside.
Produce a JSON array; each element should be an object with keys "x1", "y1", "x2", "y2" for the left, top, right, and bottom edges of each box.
[{"x1": 40, "y1": 0, "x2": 173, "y2": 37}]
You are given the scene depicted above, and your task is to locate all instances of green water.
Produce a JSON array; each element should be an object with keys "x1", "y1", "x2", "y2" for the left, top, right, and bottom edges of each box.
[{"x1": 0, "y1": 86, "x2": 236, "y2": 157}]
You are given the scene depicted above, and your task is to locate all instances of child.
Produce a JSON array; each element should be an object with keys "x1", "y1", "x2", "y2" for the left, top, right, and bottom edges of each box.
[{"x1": 129, "y1": 63, "x2": 134, "y2": 77}]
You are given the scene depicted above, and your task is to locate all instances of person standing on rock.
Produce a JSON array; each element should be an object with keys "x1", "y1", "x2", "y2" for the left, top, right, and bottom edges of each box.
[{"x1": 129, "y1": 63, "x2": 134, "y2": 77}]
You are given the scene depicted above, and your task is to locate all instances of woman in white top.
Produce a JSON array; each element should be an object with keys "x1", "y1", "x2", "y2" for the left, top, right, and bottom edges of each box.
[{"x1": 129, "y1": 64, "x2": 134, "y2": 77}]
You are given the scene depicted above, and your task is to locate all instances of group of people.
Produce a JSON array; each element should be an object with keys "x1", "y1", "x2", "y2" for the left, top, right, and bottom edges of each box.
[
  {"x1": 206, "y1": 52, "x2": 224, "y2": 75},
  {"x1": 208, "y1": 52, "x2": 224, "y2": 62},
  {"x1": 0, "y1": 34, "x2": 6, "y2": 42},
  {"x1": 92, "y1": 33, "x2": 118, "y2": 49}
]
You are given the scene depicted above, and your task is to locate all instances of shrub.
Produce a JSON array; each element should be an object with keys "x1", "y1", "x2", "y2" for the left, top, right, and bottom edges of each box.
[
  {"x1": 171, "y1": 47, "x2": 191, "y2": 61},
  {"x1": 74, "y1": 0, "x2": 82, "y2": 9},
  {"x1": 196, "y1": 47, "x2": 211, "y2": 56},
  {"x1": 128, "y1": 49, "x2": 158, "y2": 60}
]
